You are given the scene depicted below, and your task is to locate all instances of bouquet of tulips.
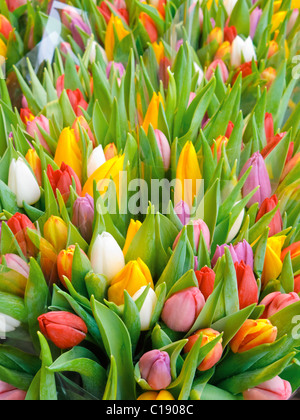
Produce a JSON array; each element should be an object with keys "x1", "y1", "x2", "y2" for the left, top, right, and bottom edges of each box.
[{"x1": 0, "y1": 0, "x2": 299, "y2": 401}]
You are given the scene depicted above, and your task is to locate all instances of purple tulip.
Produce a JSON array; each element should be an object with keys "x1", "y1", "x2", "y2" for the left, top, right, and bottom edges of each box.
[
  {"x1": 239, "y1": 152, "x2": 272, "y2": 208},
  {"x1": 106, "y1": 61, "x2": 125, "y2": 79},
  {"x1": 250, "y1": 8, "x2": 262, "y2": 39},
  {"x1": 211, "y1": 240, "x2": 253, "y2": 269},
  {"x1": 139, "y1": 350, "x2": 172, "y2": 390},
  {"x1": 4, "y1": 254, "x2": 30, "y2": 278},
  {"x1": 72, "y1": 194, "x2": 94, "y2": 243},
  {"x1": 174, "y1": 200, "x2": 190, "y2": 225},
  {"x1": 175, "y1": 39, "x2": 184, "y2": 52},
  {"x1": 62, "y1": 8, "x2": 91, "y2": 50},
  {"x1": 287, "y1": 9, "x2": 299, "y2": 35},
  {"x1": 154, "y1": 129, "x2": 171, "y2": 171}
]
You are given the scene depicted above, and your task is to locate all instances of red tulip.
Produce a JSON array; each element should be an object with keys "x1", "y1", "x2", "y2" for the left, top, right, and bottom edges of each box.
[
  {"x1": 7, "y1": 213, "x2": 37, "y2": 258},
  {"x1": 255, "y1": 195, "x2": 283, "y2": 237},
  {"x1": 232, "y1": 61, "x2": 254, "y2": 84},
  {"x1": 47, "y1": 163, "x2": 82, "y2": 203},
  {"x1": 294, "y1": 275, "x2": 300, "y2": 294},
  {"x1": 66, "y1": 89, "x2": 88, "y2": 117},
  {"x1": 38, "y1": 311, "x2": 88, "y2": 350},
  {"x1": 259, "y1": 292, "x2": 300, "y2": 318},
  {"x1": 225, "y1": 121, "x2": 234, "y2": 138},
  {"x1": 281, "y1": 241, "x2": 300, "y2": 262},
  {"x1": 0, "y1": 15, "x2": 13, "y2": 40},
  {"x1": 6, "y1": 0, "x2": 27, "y2": 12},
  {"x1": 235, "y1": 261, "x2": 258, "y2": 310},
  {"x1": 140, "y1": 12, "x2": 158, "y2": 43},
  {"x1": 224, "y1": 26, "x2": 237, "y2": 44},
  {"x1": 264, "y1": 112, "x2": 274, "y2": 140},
  {"x1": 195, "y1": 266, "x2": 215, "y2": 301}
]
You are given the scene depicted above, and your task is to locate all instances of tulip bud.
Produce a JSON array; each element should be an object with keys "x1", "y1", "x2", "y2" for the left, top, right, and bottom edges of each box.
[
  {"x1": 140, "y1": 12, "x2": 158, "y2": 43},
  {"x1": 139, "y1": 350, "x2": 172, "y2": 390},
  {"x1": 195, "y1": 266, "x2": 215, "y2": 301},
  {"x1": 106, "y1": 61, "x2": 125, "y2": 79},
  {"x1": 47, "y1": 163, "x2": 82, "y2": 204},
  {"x1": 123, "y1": 219, "x2": 142, "y2": 256},
  {"x1": 287, "y1": 9, "x2": 299, "y2": 35},
  {"x1": 26, "y1": 115, "x2": 51, "y2": 153},
  {"x1": 226, "y1": 204, "x2": 245, "y2": 243},
  {"x1": 261, "y1": 67, "x2": 277, "y2": 90},
  {"x1": 62, "y1": 8, "x2": 91, "y2": 50},
  {"x1": 239, "y1": 151, "x2": 272, "y2": 208},
  {"x1": 72, "y1": 116, "x2": 96, "y2": 148},
  {"x1": 161, "y1": 287, "x2": 205, "y2": 332},
  {"x1": 231, "y1": 36, "x2": 256, "y2": 67},
  {"x1": 173, "y1": 219, "x2": 210, "y2": 253},
  {"x1": 104, "y1": 143, "x2": 118, "y2": 160},
  {"x1": 57, "y1": 245, "x2": 76, "y2": 287},
  {"x1": 132, "y1": 286, "x2": 158, "y2": 331},
  {"x1": 207, "y1": 27, "x2": 223, "y2": 45},
  {"x1": 66, "y1": 88, "x2": 89, "y2": 117},
  {"x1": 0, "y1": 313, "x2": 21, "y2": 333},
  {"x1": 0, "y1": 15, "x2": 13, "y2": 40},
  {"x1": 230, "y1": 319, "x2": 277, "y2": 353},
  {"x1": 108, "y1": 258, "x2": 154, "y2": 306},
  {"x1": 54, "y1": 128, "x2": 82, "y2": 183},
  {"x1": 105, "y1": 15, "x2": 130, "y2": 61},
  {"x1": 6, "y1": 0, "x2": 27, "y2": 12},
  {"x1": 7, "y1": 213, "x2": 37, "y2": 258},
  {"x1": 212, "y1": 240, "x2": 254, "y2": 269},
  {"x1": 8, "y1": 157, "x2": 41, "y2": 208},
  {"x1": 206, "y1": 59, "x2": 229, "y2": 83},
  {"x1": 174, "y1": 200, "x2": 190, "y2": 226},
  {"x1": 250, "y1": 8, "x2": 262, "y2": 39},
  {"x1": 215, "y1": 41, "x2": 231, "y2": 60},
  {"x1": 154, "y1": 129, "x2": 171, "y2": 171},
  {"x1": 243, "y1": 376, "x2": 292, "y2": 401},
  {"x1": 211, "y1": 135, "x2": 228, "y2": 161},
  {"x1": 235, "y1": 261, "x2": 258, "y2": 310},
  {"x1": 223, "y1": 0, "x2": 238, "y2": 16},
  {"x1": 25, "y1": 149, "x2": 42, "y2": 187},
  {"x1": 256, "y1": 195, "x2": 282, "y2": 237},
  {"x1": 3, "y1": 254, "x2": 29, "y2": 278},
  {"x1": 260, "y1": 292, "x2": 300, "y2": 319},
  {"x1": 87, "y1": 145, "x2": 106, "y2": 178},
  {"x1": 44, "y1": 216, "x2": 68, "y2": 253},
  {"x1": 138, "y1": 390, "x2": 175, "y2": 400},
  {"x1": 38, "y1": 311, "x2": 88, "y2": 350},
  {"x1": 294, "y1": 275, "x2": 300, "y2": 294},
  {"x1": 158, "y1": 56, "x2": 171, "y2": 89},
  {"x1": 0, "y1": 381, "x2": 26, "y2": 401},
  {"x1": 262, "y1": 236, "x2": 286, "y2": 288},
  {"x1": 72, "y1": 194, "x2": 94, "y2": 243},
  {"x1": 90, "y1": 232, "x2": 125, "y2": 283},
  {"x1": 184, "y1": 328, "x2": 223, "y2": 371}
]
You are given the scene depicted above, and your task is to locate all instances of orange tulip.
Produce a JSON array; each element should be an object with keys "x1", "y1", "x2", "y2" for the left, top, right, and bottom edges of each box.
[
  {"x1": 57, "y1": 245, "x2": 76, "y2": 288},
  {"x1": 104, "y1": 143, "x2": 118, "y2": 160},
  {"x1": 25, "y1": 149, "x2": 42, "y2": 186},
  {"x1": 281, "y1": 241, "x2": 300, "y2": 262},
  {"x1": 123, "y1": 219, "x2": 142, "y2": 256},
  {"x1": 211, "y1": 135, "x2": 228, "y2": 161},
  {"x1": 142, "y1": 92, "x2": 164, "y2": 134},
  {"x1": 230, "y1": 319, "x2": 277, "y2": 353}
]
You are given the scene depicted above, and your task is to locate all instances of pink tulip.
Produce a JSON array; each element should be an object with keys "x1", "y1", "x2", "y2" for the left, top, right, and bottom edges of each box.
[
  {"x1": 154, "y1": 129, "x2": 171, "y2": 171},
  {"x1": 26, "y1": 115, "x2": 51, "y2": 153},
  {"x1": 6, "y1": 0, "x2": 26, "y2": 12},
  {"x1": 188, "y1": 92, "x2": 196, "y2": 107},
  {"x1": 173, "y1": 219, "x2": 210, "y2": 252},
  {"x1": 243, "y1": 376, "x2": 292, "y2": 400},
  {"x1": 139, "y1": 350, "x2": 172, "y2": 390},
  {"x1": 206, "y1": 59, "x2": 229, "y2": 82},
  {"x1": 161, "y1": 287, "x2": 205, "y2": 332},
  {"x1": 260, "y1": 292, "x2": 300, "y2": 319},
  {"x1": 4, "y1": 254, "x2": 29, "y2": 278},
  {"x1": 174, "y1": 200, "x2": 190, "y2": 225},
  {"x1": 0, "y1": 381, "x2": 26, "y2": 400}
]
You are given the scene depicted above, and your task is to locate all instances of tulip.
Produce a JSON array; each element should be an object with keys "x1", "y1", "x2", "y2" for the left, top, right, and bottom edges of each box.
[
  {"x1": 0, "y1": 313, "x2": 21, "y2": 333},
  {"x1": 223, "y1": 0, "x2": 238, "y2": 16},
  {"x1": 206, "y1": 59, "x2": 229, "y2": 83},
  {"x1": 3, "y1": 254, "x2": 29, "y2": 278},
  {"x1": 154, "y1": 129, "x2": 171, "y2": 171},
  {"x1": 104, "y1": 143, "x2": 118, "y2": 161},
  {"x1": 261, "y1": 67, "x2": 277, "y2": 89},
  {"x1": 281, "y1": 241, "x2": 300, "y2": 263},
  {"x1": 184, "y1": 328, "x2": 223, "y2": 371},
  {"x1": 0, "y1": 38, "x2": 6, "y2": 58},
  {"x1": 108, "y1": 258, "x2": 154, "y2": 306},
  {"x1": 142, "y1": 92, "x2": 164, "y2": 134},
  {"x1": 267, "y1": 40, "x2": 279, "y2": 59},
  {"x1": 294, "y1": 275, "x2": 300, "y2": 294},
  {"x1": 138, "y1": 391, "x2": 175, "y2": 400},
  {"x1": 153, "y1": 41, "x2": 165, "y2": 65},
  {"x1": 39, "y1": 238, "x2": 58, "y2": 286},
  {"x1": 215, "y1": 41, "x2": 231, "y2": 60},
  {"x1": 281, "y1": 152, "x2": 300, "y2": 181},
  {"x1": 250, "y1": 8, "x2": 262, "y2": 39},
  {"x1": 82, "y1": 154, "x2": 124, "y2": 200},
  {"x1": 259, "y1": 292, "x2": 300, "y2": 319},
  {"x1": 123, "y1": 219, "x2": 142, "y2": 256},
  {"x1": 8, "y1": 157, "x2": 41, "y2": 208},
  {"x1": 140, "y1": 12, "x2": 158, "y2": 43},
  {"x1": 232, "y1": 62, "x2": 254, "y2": 84},
  {"x1": 158, "y1": 56, "x2": 171, "y2": 89},
  {"x1": 72, "y1": 116, "x2": 96, "y2": 148},
  {"x1": 26, "y1": 115, "x2": 51, "y2": 153},
  {"x1": 261, "y1": 133, "x2": 291, "y2": 161},
  {"x1": 161, "y1": 287, "x2": 205, "y2": 332},
  {"x1": 271, "y1": 11, "x2": 287, "y2": 32},
  {"x1": 0, "y1": 381, "x2": 26, "y2": 401},
  {"x1": 264, "y1": 112, "x2": 274, "y2": 140},
  {"x1": 38, "y1": 311, "x2": 88, "y2": 350},
  {"x1": 90, "y1": 232, "x2": 125, "y2": 282},
  {"x1": 195, "y1": 266, "x2": 215, "y2": 301},
  {"x1": 60, "y1": 41, "x2": 73, "y2": 61},
  {"x1": 226, "y1": 204, "x2": 245, "y2": 243},
  {"x1": 262, "y1": 236, "x2": 286, "y2": 288},
  {"x1": 7, "y1": 213, "x2": 37, "y2": 258},
  {"x1": 98, "y1": 0, "x2": 129, "y2": 25},
  {"x1": 139, "y1": 350, "x2": 172, "y2": 390},
  {"x1": 105, "y1": 15, "x2": 130, "y2": 61},
  {"x1": 211, "y1": 135, "x2": 228, "y2": 161},
  {"x1": 87, "y1": 145, "x2": 106, "y2": 178},
  {"x1": 132, "y1": 286, "x2": 158, "y2": 331},
  {"x1": 287, "y1": 9, "x2": 299, "y2": 35},
  {"x1": 106, "y1": 61, "x2": 125, "y2": 79},
  {"x1": 173, "y1": 219, "x2": 210, "y2": 253},
  {"x1": 174, "y1": 200, "x2": 190, "y2": 226},
  {"x1": 230, "y1": 319, "x2": 277, "y2": 353},
  {"x1": 57, "y1": 245, "x2": 76, "y2": 287},
  {"x1": 25, "y1": 149, "x2": 42, "y2": 187},
  {"x1": 66, "y1": 88, "x2": 88, "y2": 118},
  {"x1": 62, "y1": 8, "x2": 91, "y2": 50},
  {"x1": 193, "y1": 62, "x2": 204, "y2": 87},
  {"x1": 20, "y1": 108, "x2": 35, "y2": 124},
  {"x1": 212, "y1": 240, "x2": 254, "y2": 269},
  {"x1": 72, "y1": 194, "x2": 94, "y2": 243},
  {"x1": 256, "y1": 195, "x2": 282, "y2": 237},
  {"x1": 235, "y1": 261, "x2": 258, "y2": 310},
  {"x1": 44, "y1": 216, "x2": 68, "y2": 253},
  {"x1": 47, "y1": 163, "x2": 82, "y2": 204},
  {"x1": 6, "y1": 0, "x2": 27, "y2": 12},
  {"x1": 239, "y1": 152, "x2": 272, "y2": 208},
  {"x1": 224, "y1": 26, "x2": 237, "y2": 44},
  {"x1": 207, "y1": 27, "x2": 223, "y2": 45},
  {"x1": 54, "y1": 127, "x2": 82, "y2": 183},
  {"x1": 174, "y1": 141, "x2": 202, "y2": 210},
  {"x1": 243, "y1": 376, "x2": 292, "y2": 401},
  {"x1": 0, "y1": 15, "x2": 13, "y2": 40},
  {"x1": 231, "y1": 36, "x2": 256, "y2": 68}
]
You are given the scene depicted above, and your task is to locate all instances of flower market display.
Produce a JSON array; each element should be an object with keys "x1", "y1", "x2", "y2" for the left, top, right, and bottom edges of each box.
[{"x1": 0, "y1": 0, "x2": 300, "y2": 402}]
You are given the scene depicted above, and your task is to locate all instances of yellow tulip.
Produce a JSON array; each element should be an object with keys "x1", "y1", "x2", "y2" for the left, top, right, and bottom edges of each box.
[
  {"x1": 142, "y1": 92, "x2": 164, "y2": 134},
  {"x1": 82, "y1": 154, "x2": 125, "y2": 201},
  {"x1": 108, "y1": 258, "x2": 154, "y2": 305},
  {"x1": 54, "y1": 127, "x2": 82, "y2": 183},
  {"x1": 138, "y1": 391, "x2": 175, "y2": 400},
  {"x1": 123, "y1": 219, "x2": 142, "y2": 256},
  {"x1": 152, "y1": 41, "x2": 164, "y2": 64},
  {"x1": 261, "y1": 236, "x2": 286, "y2": 288},
  {"x1": 0, "y1": 38, "x2": 7, "y2": 58},
  {"x1": 25, "y1": 149, "x2": 42, "y2": 186},
  {"x1": 174, "y1": 141, "x2": 202, "y2": 209},
  {"x1": 271, "y1": 12, "x2": 287, "y2": 32},
  {"x1": 43, "y1": 216, "x2": 68, "y2": 254},
  {"x1": 105, "y1": 15, "x2": 130, "y2": 61}
]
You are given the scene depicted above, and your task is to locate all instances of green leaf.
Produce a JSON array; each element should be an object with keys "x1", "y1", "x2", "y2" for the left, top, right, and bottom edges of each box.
[{"x1": 37, "y1": 332, "x2": 57, "y2": 401}]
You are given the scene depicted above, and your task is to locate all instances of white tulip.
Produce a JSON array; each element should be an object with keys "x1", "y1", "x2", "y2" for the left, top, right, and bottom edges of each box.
[
  {"x1": 0, "y1": 313, "x2": 21, "y2": 334},
  {"x1": 231, "y1": 36, "x2": 256, "y2": 68},
  {"x1": 193, "y1": 62, "x2": 204, "y2": 87},
  {"x1": 226, "y1": 202, "x2": 245, "y2": 243},
  {"x1": 87, "y1": 145, "x2": 106, "y2": 178},
  {"x1": 90, "y1": 232, "x2": 125, "y2": 282},
  {"x1": 8, "y1": 157, "x2": 41, "y2": 208},
  {"x1": 223, "y1": 0, "x2": 238, "y2": 16},
  {"x1": 132, "y1": 286, "x2": 158, "y2": 331}
]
